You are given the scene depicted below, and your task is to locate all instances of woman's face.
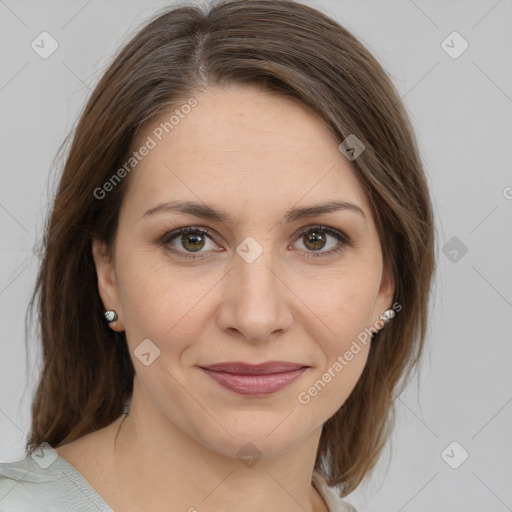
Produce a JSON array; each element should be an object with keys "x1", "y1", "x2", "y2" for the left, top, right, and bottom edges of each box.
[{"x1": 93, "y1": 84, "x2": 394, "y2": 458}]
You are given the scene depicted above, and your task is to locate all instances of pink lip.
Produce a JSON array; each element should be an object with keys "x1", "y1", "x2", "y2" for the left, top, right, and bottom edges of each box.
[{"x1": 199, "y1": 361, "x2": 308, "y2": 396}]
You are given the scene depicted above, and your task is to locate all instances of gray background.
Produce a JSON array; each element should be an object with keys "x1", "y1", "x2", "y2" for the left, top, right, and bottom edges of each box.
[{"x1": 1, "y1": 0, "x2": 511, "y2": 510}]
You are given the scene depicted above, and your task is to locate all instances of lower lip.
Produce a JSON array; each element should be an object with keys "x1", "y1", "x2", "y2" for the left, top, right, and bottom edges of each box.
[{"x1": 200, "y1": 367, "x2": 308, "y2": 396}]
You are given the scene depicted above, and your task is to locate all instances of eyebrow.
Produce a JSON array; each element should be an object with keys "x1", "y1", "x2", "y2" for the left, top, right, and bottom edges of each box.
[{"x1": 141, "y1": 199, "x2": 366, "y2": 224}]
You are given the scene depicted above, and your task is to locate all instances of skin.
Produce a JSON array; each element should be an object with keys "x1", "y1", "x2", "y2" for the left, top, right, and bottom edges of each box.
[{"x1": 56, "y1": 84, "x2": 394, "y2": 512}]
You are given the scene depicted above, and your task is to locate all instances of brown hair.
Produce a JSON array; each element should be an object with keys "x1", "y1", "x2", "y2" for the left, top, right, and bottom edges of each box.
[{"x1": 25, "y1": 0, "x2": 436, "y2": 497}]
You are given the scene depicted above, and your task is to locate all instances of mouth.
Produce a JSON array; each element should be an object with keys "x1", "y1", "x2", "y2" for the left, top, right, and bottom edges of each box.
[{"x1": 198, "y1": 361, "x2": 309, "y2": 396}]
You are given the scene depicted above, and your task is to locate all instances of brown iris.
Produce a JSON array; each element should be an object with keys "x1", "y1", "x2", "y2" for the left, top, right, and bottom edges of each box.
[
  {"x1": 181, "y1": 233, "x2": 206, "y2": 252},
  {"x1": 303, "y1": 230, "x2": 326, "y2": 251}
]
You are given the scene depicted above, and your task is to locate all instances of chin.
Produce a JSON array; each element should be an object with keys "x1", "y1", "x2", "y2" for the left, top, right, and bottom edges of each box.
[{"x1": 190, "y1": 412, "x2": 311, "y2": 461}]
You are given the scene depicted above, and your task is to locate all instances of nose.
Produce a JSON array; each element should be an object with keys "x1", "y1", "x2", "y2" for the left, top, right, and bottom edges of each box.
[{"x1": 216, "y1": 241, "x2": 294, "y2": 343}]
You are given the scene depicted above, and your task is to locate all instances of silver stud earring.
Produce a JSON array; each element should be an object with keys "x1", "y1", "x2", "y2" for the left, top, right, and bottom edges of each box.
[
  {"x1": 379, "y1": 309, "x2": 395, "y2": 323},
  {"x1": 104, "y1": 310, "x2": 118, "y2": 323}
]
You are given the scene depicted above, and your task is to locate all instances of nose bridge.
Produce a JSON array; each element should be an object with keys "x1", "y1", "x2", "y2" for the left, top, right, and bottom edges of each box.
[
  {"x1": 235, "y1": 235, "x2": 280, "y2": 305},
  {"x1": 221, "y1": 235, "x2": 291, "y2": 340}
]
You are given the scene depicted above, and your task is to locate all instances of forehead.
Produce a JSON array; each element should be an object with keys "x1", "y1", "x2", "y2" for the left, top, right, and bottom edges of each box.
[{"x1": 121, "y1": 85, "x2": 370, "y2": 220}]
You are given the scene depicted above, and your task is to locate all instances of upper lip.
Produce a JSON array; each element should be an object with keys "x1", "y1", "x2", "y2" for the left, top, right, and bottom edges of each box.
[{"x1": 200, "y1": 361, "x2": 308, "y2": 375}]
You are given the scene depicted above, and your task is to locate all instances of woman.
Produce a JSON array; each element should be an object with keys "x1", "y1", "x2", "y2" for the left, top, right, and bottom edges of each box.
[{"x1": 0, "y1": 0, "x2": 435, "y2": 510}]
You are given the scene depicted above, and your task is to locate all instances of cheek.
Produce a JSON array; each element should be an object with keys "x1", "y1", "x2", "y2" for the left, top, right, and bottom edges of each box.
[
  {"x1": 302, "y1": 265, "x2": 381, "y2": 349},
  {"x1": 297, "y1": 273, "x2": 377, "y2": 415},
  {"x1": 115, "y1": 251, "x2": 221, "y2": 367}
]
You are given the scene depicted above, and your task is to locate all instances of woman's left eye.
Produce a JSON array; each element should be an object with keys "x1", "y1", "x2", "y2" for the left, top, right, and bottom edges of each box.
[
  {"x1": 292, "y1": 225, "x2": 349, "y2": 257},
  {"x1": 159, "y1": 225, "x2": 349, "y2": 259}
]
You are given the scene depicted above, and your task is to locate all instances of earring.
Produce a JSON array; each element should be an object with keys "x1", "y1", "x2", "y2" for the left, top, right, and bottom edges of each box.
[
  {"x1": 104, "y1": 310, "x2": 118, "y2": 323},
  {"x1": 379, "y1": 309, "x2": 395, "y2": 323},
  {"x1": 371, "y1": 308, "x2": 397, "y2": 339}
]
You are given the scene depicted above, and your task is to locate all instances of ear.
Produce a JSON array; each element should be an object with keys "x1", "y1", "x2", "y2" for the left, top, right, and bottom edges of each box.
[
  {"x1": 92, "y1": 238, "x2": 124, "y2": 332},
  {"x1": 372, "y1": 260, "x2": 396, "y2": 326}
]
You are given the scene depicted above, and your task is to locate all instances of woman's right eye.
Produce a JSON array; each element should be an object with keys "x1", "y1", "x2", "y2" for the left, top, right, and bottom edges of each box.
[{"x1": 160, "y1": 227, "x2": 220, "y2": 259}]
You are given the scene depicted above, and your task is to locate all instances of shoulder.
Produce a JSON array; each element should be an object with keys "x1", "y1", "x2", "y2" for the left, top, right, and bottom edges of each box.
[
  {"x1": 0, "y1": 447, "x2": 112, "y2": 512},
  {"x1": 312, "y1": 470, "x2": 358, "y2": 512}
]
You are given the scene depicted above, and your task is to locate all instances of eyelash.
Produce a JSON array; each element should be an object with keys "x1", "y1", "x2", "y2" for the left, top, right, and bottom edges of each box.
[{"x1": 159, "y1": 224, "x2": 350, "y2": 260}]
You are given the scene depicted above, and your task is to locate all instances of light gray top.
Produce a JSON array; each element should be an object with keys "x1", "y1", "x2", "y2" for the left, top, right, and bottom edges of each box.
[{"x1": 0, "y1": 450, "x2": 357, "y2": 511}]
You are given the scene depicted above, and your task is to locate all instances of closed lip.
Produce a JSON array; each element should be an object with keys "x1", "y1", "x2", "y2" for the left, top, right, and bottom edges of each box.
[{"x1": 199, "y1": 361, "x2": 308, "y2": 375}]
